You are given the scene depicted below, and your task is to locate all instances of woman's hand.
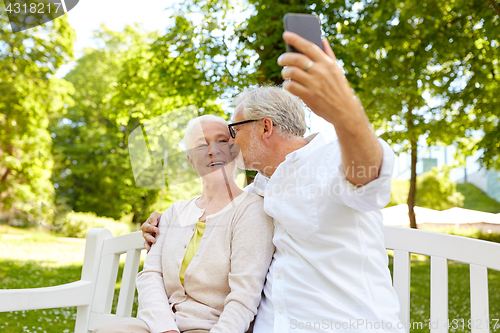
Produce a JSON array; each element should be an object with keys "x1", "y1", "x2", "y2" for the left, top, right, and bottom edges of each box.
[{"x1": 141, "y1": 212, "x2": 162, "y2": 252}]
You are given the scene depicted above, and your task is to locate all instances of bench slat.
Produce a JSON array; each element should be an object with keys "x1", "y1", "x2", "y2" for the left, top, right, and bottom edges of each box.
[
  {"x1": 88, "y1": 313, "x2": 133, "y2": 331},
  {"x1": 430, "y1": 256, "x2": 448, "y2": 333},
  {"x1": 470, "y1": 264, "x2": 489, "y2": 333},
  {"x1": 92, "y1": 253, "x2": 121, "y2": 314},
  {"x1": 116, "y1": 249, "x2": 142, "y2": 317},
  {"x1": 384, "y1": 226, "x2": 500, "y2": 271},
  {"x1": 102, "y1": 232, "x2": 145, "y2": 256},
  {"x1": 393, "y1": 249, "x2": 410, "y2": 332}
]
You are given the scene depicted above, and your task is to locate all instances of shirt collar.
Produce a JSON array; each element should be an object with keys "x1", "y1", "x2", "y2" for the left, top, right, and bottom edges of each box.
[{"x1": 283, "y1": 132, "x2": 326, "y2": 163}]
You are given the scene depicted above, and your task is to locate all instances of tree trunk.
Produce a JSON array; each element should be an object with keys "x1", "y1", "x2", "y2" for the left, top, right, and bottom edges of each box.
[
  {"x1": 8, "y1": 207, "x2": 14, "y2": 226},
  {"x1": 408, "y1": 140, "x2": 418, "y2": 229}
]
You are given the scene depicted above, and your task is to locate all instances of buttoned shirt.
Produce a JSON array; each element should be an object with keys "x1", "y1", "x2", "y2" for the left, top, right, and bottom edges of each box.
[{"x1": 246, "y1": 133, "x2": 404, "y2": 333}]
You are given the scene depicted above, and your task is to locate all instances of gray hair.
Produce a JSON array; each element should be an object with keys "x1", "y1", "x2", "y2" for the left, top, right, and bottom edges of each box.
[
  {"x1": 232, "y1": 86, "x2": 307, "y2": 138},
  {"x1": 182, "y1": 115, "x2": 228, "y2": 156}
]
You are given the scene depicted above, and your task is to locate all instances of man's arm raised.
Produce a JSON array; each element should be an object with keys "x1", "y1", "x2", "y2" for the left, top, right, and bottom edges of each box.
[
  {"x1": 277, "y1": 31, "x2": 383, "y2": 186},
  {"x1": 141, "y1": 212, "x2": 161, "y2": 252}
]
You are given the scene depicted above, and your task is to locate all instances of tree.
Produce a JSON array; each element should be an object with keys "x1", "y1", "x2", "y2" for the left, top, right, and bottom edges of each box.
[
  {"x1": 235, "y1": 0, "x2": 499, "y2": 228},
  {"x1": 0, "y1": 10, "x2": 75, "y2": 224},
  {"x1": 389, "y1": 168, "x2": 465, "y2": 211},
  {"x1": 337, "y1": 0, "x2": 499, "y2": 227},
  {"x1": 52, "y1": 20, "x2": 231, "y2": 222}
]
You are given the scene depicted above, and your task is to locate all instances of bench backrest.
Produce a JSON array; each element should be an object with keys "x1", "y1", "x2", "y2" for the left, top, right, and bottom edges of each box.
[
  {"x1": 80, "y1": 226, "x2": 500, "y2": 333},
  {"x1": 79, "y1": 229, "x2": 145, "y2": 332},
  {"x1": 385, "y1": 226, "x2": 500, "y2": 333}
]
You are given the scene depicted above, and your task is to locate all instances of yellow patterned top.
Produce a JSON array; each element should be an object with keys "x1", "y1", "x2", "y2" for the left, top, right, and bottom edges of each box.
[{"x1": 179, "y1": 221, "x2": 205, "y2": 285}]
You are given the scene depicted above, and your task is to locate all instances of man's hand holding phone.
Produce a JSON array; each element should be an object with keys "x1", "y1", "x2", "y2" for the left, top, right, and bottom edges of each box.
[
  {"x1": 279, "y1": 16, "x2": 384, "y2": 187},
  {"x1": 278, "y1": 30, "x2": 364, "y2": 130}
]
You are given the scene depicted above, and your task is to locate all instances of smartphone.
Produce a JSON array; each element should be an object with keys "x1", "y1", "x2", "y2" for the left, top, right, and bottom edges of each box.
[{"x1": 283, "y1": 13, "x2": 323, "y2": 53}]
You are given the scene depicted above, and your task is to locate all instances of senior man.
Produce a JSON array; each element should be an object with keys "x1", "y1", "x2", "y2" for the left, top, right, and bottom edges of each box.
[{"x1": 141, "y1": 32, "x2": 404, "y2": 332}]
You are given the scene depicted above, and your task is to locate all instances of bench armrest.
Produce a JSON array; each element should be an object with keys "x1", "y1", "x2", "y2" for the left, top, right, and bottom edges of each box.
[{"x1": 0, "y1": 280, "x2": 92, "y2": 312}]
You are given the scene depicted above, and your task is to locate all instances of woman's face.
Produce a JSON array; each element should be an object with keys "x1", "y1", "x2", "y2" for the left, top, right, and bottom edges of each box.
[{"x1": 187, "y1": 121, "x2": 239, "y2": 178}]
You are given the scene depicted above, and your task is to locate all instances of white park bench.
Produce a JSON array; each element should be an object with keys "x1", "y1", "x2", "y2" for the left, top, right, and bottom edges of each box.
[{"x1": 1, "y1": 226, "x2": 500, "y2": 333}]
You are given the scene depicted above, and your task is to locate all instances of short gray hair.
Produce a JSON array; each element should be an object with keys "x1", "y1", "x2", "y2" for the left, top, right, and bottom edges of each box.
[
  {"x1": 232, "y1": 86, "x2": 307, "y2": 138},
  {"x1": 183, "y1": 115, "x2": 228, "y2": 155}
]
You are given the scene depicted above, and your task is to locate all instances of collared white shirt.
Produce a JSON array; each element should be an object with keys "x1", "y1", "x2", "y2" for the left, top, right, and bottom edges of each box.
[{"x1": 245, "y1": 133, "x2": 404, "y2": 333}]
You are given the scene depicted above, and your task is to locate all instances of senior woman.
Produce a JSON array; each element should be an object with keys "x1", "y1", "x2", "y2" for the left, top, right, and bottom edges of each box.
[{"x1": 95, "y1": 115, "x2": 274, "y2": 333}]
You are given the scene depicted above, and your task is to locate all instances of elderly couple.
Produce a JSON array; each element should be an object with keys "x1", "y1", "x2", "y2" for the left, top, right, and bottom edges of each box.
[{"x1": 96, "y1": 32, "x2": 404, "y2": 333}]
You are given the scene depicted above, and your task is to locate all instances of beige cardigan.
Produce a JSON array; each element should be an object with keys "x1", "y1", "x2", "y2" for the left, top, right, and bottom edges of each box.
[{"x1": 136, "y1": 192, "x2": 274, "y2": 333}]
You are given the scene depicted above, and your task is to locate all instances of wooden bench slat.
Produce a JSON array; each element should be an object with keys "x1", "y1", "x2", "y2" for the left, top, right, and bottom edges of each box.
[
  {"x1": 430, "y1": 256, "x2": 448, "y2": 333},
  {"x1": 116, "y1": 249, "x2": 143, "y2": 317},
  {"x1": 92, "y1": 253, "x2": 121, "y2": 314},
  {"x1": 384, "y1": 227, "x2": 500, "y2": 270},
  {"x1": 393, "y1": 249, "x2": 410, "y2": 332},
  {"x1": 102, "y1": 233, "x2": 145, "y2": 255},
  {"x1": 470, "y1": 264, "x2": 489, "y2": 333}
]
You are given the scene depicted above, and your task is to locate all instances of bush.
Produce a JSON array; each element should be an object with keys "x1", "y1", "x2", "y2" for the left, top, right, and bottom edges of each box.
[
  {"x1": 388, "y1": 179, "x2": 410, "y2": 207},
  {"x1": 416, "y1": 167, "x2": 464, "y2": 210},
  {"x1": 60, "y1": 211, "x2": 134, "y2": 238},
  {"x1": 387, "y1": 167, "x2": 464, "y2": 210}
]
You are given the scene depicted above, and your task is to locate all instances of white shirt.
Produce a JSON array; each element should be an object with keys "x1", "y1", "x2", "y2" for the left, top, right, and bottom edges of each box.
[{"x1": 246, "y1": 133, "x2": 404, "y2": 333}]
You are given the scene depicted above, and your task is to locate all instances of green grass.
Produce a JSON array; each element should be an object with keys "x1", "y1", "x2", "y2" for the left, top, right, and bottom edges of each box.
[
  {"x1": 0, "y1": 227, "x2": 143, "y2": 333},
  {"x1": 397, "y1": 261, "x2": 500, "y2": 332},
  {"x1": 2, "y1": 230, "x2": 500, "y2": 332},
  {"x1": 388, "y1": 181, "x2": 500, "y2": 214},
  {"x1": 457, "y1": 183, "x2": 500, "y2": 213}
]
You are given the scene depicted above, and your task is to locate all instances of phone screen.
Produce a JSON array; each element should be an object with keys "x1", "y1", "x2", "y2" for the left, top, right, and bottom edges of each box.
[{"x1": 283, "y1": 13, "x2": 323, "y2": 53}]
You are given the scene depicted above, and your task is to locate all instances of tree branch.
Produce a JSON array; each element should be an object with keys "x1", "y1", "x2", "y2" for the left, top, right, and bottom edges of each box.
[{"x1": 487, "y1": 0, "x2": 500, "y2": 16}]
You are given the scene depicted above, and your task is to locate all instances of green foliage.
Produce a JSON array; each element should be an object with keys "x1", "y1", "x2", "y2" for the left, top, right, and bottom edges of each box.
[
  {"x1": 236, "y1": 0, "x2": 324, "y2": 85},
  {"x1": 457, "y1": 183, "x2": 500, "y2": 213},
  {"x1": 231, "y1": 0, "x2": 500, "y2": 223},
  {"x1": 51, "y1": 22, "x2": 229, "y2": 222},
  {"x1": 415, "y1": 167, "x2": 464, "y2": 210},
  {"x1": 0, "y1": 260, "x2": 81, "y2": 333},
  {"x1": 388, "y1": 178, "x2": 410, "y2": 207},
  {"x1": 0, "y1": 11, "x2": 75, "y2": 222},
  {"x1": 51, "y1": 25, "x2": 161, "y2": 222},
  {"x1": 388, "y1": 168, "x2": 464, "y2": 210},
  {"x1": 60, "y1": 211, "x2": 134, "y2": 238}
]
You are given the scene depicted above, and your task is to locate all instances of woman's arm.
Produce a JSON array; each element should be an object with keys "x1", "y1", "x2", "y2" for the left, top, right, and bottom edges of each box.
[
  {"x1": 137, "y1": 208, "x2": 180, "y2": 333},
  {"x1": 210, "y1": 201, "x2": 275, "y2": 333}
]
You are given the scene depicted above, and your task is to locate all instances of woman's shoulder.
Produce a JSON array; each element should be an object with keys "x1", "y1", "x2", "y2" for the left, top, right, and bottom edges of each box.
[
  {"x1": 236, "y1": 191, "x2": 264, "y2": 207},
  {"x1": 232, "y1": 192, "x2": 269, "y2": 217},
  {"x1": 159, "y1": 196, "x2": 200, "y2": 225}
]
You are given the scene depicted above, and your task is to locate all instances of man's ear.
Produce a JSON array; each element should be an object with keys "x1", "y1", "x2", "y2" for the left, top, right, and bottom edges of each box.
[{"x1": 262, "y1": 117, "x2": 274, "y2": 140}]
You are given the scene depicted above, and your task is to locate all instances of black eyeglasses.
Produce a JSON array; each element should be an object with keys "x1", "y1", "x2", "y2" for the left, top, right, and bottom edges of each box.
[{"x1": 227, "y1": 119, "x2": 260, "y2": 138}]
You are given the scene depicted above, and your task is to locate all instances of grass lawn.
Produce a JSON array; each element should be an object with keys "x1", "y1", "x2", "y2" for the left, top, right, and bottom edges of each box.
[
  {"x1": 457, "y1": 183, "x2": 500, "y2": 213},
  {"x1": 0, "y1": 226, "x2": 143, "y2": 333},
  {"x1": 1, "y1": 226, "x2": 500, "y2": 332}
]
